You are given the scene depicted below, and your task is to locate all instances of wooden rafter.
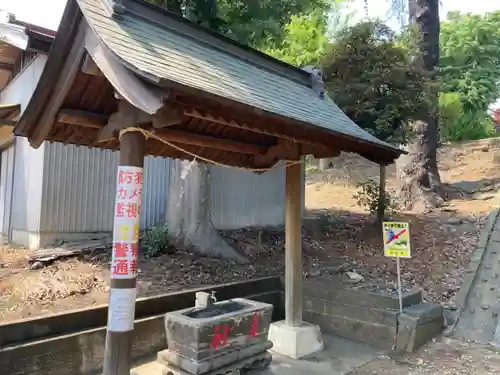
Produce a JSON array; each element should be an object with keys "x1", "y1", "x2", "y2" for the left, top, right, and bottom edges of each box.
[
  {"x1": 56, "y1": 108, "x2": 268, "y2": 155},
  {"x1": 184, "y1": 108, "x2": 304, "y2": 144},
  {"x1": 56, "y1": 107, "x2": 338, "y2": 160}
]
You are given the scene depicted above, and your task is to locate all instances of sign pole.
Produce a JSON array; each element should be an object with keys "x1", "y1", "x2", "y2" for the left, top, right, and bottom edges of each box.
[
  {"x1": 396, "y1": 257, "x2": 403, "y2": 314},
  {"x1": 382, "y1": 221, "x2": 411, "y2": 316}
]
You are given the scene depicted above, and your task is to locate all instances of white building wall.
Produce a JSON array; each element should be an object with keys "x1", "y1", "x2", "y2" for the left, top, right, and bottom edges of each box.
[
  {"x1": 0, "y1": 55, "x2": 47, "y2": 247},
  {"x1": 0, "y1": 145, "x2": 14, "y2": 237}
]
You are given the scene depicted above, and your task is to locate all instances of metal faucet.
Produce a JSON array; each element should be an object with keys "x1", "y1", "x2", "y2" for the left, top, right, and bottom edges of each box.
[{"x1": 195, "y1": 291, "x2": 217, "y2": 308}]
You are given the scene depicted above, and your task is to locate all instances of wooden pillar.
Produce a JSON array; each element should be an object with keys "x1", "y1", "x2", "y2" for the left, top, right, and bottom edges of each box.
[
  {"x1": 103, "y1": 131, "x2": 146, "y2": 375},
  {"x1": 285, "y1": 162, "x2": 303, "y2": 327},
  {"x1": 377, "y1": 164, "x2": 386, "y2": 223}
]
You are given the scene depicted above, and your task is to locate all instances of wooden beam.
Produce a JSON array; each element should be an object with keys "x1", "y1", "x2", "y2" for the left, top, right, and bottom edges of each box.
[
  {"x1": 0, "y1": 62, "x2": 13, "y2": 72},
  {"x1": 57, "y1": 107, "x2": 266, "y2": 155},
  {"x1": 254, "y1": 139, "x2": 301, "y2": 167},
  {"x1": 0, "y1": 120, "x2": 17, "y2": 126},
  {"x1": 57, "y1": 109, "x2": 107, "y2": 128},
  {"x1": 185, "y1": 108, "x2": 344, "y2": 160},
  {"x1": 154, "y1": 128, "x2": 266, "y2": 155},
  {"x1": 185, "y1": 108, "x2": 303, "y2": 143},
  {"x1": 302, "y1": 144, "x2": 338, "y2": 159},
  {"x1": 30, "y1": 23, "x2": 87, "y2": 148}
]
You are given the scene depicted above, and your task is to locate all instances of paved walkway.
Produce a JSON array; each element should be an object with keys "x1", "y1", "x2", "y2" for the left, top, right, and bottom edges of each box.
[
  {"x1": 132, "y1": 335, "x2": 384, "y2": 375},
  {"x1": 453, "y1": 209, "x2": 500, "y2": 344}
]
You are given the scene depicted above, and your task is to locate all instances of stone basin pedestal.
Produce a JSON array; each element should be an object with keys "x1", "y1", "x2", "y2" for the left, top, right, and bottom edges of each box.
[{"x1": 158, "y1": 297, "x2": 274, "y2": 375}]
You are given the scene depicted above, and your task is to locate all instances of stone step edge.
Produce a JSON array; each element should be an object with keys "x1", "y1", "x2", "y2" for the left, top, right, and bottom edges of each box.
[
  {"x1": 304, "y1": 311, "x2": 397, "y2": 350},
  {"x1": 304, "y1": 298, "x2": 399, "y2": 326},
  {"x1": 303, "y1": 286, "x2": 423, "y2": 310}
]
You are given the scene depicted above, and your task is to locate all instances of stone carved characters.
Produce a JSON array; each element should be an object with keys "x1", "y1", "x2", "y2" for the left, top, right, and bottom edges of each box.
[{"x1": 301, "y1": 65, "x2": 325, "y2": 99}]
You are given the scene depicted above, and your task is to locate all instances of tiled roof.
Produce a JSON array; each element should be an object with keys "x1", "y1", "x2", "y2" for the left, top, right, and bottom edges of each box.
[{"x1": 78, "y1": 0, "x2": 401, "y2": 155}]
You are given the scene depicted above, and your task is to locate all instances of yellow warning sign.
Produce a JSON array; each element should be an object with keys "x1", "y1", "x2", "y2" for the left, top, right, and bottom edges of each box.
[{"x1": 383, "y1": 221, "x2": 411, "y2": 258}]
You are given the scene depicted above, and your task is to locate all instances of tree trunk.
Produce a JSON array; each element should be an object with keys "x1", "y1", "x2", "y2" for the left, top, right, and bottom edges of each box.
[
  {"x1": 167, "y1": 160, "x2": 249, "y2": 263},
  {"x1": 397, "y1": 0, "x2": 442, "y2": 211}
]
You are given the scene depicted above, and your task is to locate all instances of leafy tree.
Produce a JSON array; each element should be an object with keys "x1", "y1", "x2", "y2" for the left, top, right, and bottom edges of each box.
[
  {"x1": 146, "y1": 0, "x2": 331, "y2": 49},
  {"x1": 265, "y1": 10, "x2": 329, "y2": 67},
  {"x1": 358, "y1": 0, "x2": 441, "y2": 210},
  {"x1": 323, "y1": 20, "x2": 432, "y2": 219},
  {"x1": 438, "y1": 92, "x2": 463, "y2": 141},
  {"x1": 322, "y1": 21, "x2": 431, "y2": 145},
  {"x1": 440, "y1": 11, "x2": 500, "y2": 114}
]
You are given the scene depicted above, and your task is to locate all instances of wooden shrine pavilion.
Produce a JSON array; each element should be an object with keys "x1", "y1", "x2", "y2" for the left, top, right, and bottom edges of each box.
[{"x1": 13, "y1": 0, "x2": 404, "y2": 373}]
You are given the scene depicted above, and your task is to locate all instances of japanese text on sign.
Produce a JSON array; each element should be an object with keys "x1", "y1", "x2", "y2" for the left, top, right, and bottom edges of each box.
[
  {"x1": 111, "y1": 166, "x2": 143, "y2": 279},
  {"x1": 383, "y1": 221, "x2": 411, "y2": 258}
]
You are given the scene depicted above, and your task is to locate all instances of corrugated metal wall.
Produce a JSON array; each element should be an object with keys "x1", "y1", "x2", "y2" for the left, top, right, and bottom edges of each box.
[
  {"x1": 208, "y1": 164, "x2": 285, "y2": 230},
  {"x1": 39, "y1": 142, "x2": 288, "y2": 235},
  {"x1": 40, "y1": 142, "x2": 171, "y2": 233}
]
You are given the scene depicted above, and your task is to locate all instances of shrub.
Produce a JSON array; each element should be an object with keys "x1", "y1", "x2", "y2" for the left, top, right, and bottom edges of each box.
[
  {"x1": 353, "y1": 179, "x2": 398, "y2": 217},
  {"x1": 141, "y1": 223, "x2": 170, "y2": 258},
  {"x1": 439, "y1": 92, "x2": 463, "y2": 140},
  {"x1": 442, "y1": 111, "x2": 496, "y2": 142}
]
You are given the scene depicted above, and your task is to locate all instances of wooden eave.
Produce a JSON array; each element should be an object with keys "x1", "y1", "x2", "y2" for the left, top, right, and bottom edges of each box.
[
  {"x1": 0, "y1": 103, "x2": 20, "y2": 126},
  {"x1": 14, "y1": 0, "x2": 404, "y2": 170}
]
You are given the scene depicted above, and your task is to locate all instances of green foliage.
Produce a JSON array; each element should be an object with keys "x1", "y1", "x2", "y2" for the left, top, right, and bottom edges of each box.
[
  {"x1": 354, "y1": 180, "x2": 398, "y2": 216},
  {"x1": 438, "y1": 91, "x2": 496, "y2": 143},
  {"x1": 141, "y1": 223, "x2": 171, "y2": 258},
  {"x1": 322, "y1": 21, "x2": 433, "y2": 145},
  {"x1": 440, "y1": 11, "x2": 500, "y2": 114},
  {"x1": 438, "y1": 92, "x2": 463, "y2": 141},
  {"x1": 146, "y1": 0, "x2": 332, "y2": 49},
  {"x1": 441, "y1": 112, "x2": 496, "y2": 142},
  {"x1": 217, "y1": 0, "x2": 331, "y2": 49},
  {"x1": 264, "y1": 10, "x2": 329, "y2": 67}
]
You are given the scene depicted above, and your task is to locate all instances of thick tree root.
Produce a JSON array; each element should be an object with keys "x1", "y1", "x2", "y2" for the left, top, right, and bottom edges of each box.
[{"x1": 167, "y1": 159, "x2": 249, "y2": 264}]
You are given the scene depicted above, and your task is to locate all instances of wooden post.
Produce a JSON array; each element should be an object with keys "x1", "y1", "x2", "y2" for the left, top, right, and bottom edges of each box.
[
  {"x1": 103, "y1": 131, "x2": 145, "y2": 375},
  {"x1": 285, "y1": 162, "x2": 303, "y2": 327},
  {"x1": 378, "y1": 164, "x2": 386, "y2": 223}
]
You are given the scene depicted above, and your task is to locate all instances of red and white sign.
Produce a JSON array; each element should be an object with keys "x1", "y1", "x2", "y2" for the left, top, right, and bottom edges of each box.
[{"x1": 111, "y1": 166, "x2": 143, "y2": 279}]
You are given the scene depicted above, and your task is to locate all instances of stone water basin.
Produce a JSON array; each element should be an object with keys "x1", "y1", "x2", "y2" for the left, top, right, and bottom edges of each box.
[{"x1": 159, "y1": 298, "x2": 273, "y2": 374}]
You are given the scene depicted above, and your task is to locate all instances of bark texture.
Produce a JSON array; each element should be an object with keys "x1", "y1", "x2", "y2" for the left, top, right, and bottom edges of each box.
[
  {"x1": 396, "y1": 0, "x2": 442, "y2": 211},
  {"x1": 167, "y1": 160, "x2": 249, "y2": 263}
]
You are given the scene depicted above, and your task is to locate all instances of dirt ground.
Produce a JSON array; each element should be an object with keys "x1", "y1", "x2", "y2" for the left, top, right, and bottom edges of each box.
[
  {"x1": 352, "y1": 336, "x2": 500, "y2": 374},
  {"x1": 1, "y1": 138, "x2": 500, "y2": 325}
]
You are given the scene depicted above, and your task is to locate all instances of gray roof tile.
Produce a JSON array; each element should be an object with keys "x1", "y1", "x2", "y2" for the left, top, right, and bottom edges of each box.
[{"x1": 78, "y1": 0, "x2": 401, "y2": 154}]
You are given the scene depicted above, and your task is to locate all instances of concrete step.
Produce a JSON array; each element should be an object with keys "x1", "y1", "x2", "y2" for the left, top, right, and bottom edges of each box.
[
  {"x1": 303, "y1": 301, "x2": 444, "y2": 352},
  {"x1": 304, "y1": 296, "x2": 398, "y2": 326},
  {"x1": 304, "y1": 310, "x2": 396, "y2": 350},
  {"x1": 305, "y1": 278, "x2": 422, "y2": 310}
]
